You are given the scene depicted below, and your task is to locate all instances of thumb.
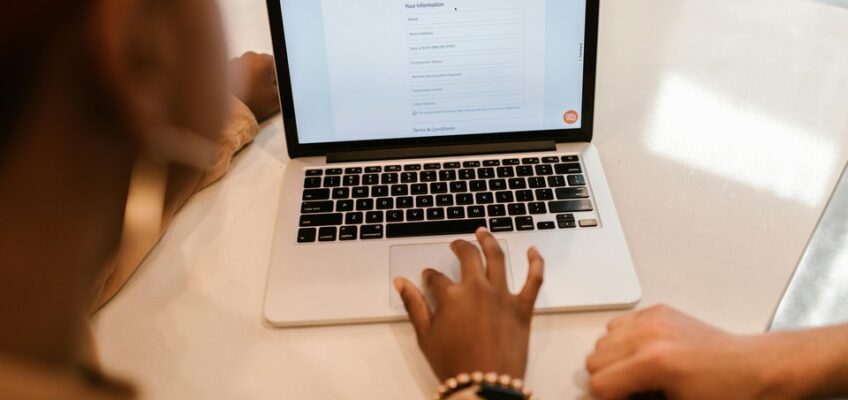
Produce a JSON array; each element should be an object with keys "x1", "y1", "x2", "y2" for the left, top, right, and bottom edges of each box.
[{"x1": 395, "y1": 277, "x2": 432, "y2": 339}]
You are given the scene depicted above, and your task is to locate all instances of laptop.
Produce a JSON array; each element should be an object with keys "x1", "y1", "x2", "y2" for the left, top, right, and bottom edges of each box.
[{"x1": 263, "y1": 0, "x2": 641, "y2": 327}]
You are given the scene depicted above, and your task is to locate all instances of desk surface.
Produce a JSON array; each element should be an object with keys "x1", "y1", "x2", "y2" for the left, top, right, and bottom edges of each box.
[{"x1": 92, "y1": 0, "x2": 848, "y2": 398}]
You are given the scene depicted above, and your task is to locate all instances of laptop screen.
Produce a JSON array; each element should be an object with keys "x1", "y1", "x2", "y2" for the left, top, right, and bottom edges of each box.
[{"x1": 278, "y1": 1, "x2": 588, "y2": 145}]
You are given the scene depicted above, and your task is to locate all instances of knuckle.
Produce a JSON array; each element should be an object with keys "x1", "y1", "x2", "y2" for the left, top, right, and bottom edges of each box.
[{"x1": 639, "y1": 343, "x2": 673, "y2": 371}]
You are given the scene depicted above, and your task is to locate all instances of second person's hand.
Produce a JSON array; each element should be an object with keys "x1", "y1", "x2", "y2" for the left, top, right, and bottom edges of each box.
[{"x1": 394, "y1": 227, "x2": 544, "y2": 381}]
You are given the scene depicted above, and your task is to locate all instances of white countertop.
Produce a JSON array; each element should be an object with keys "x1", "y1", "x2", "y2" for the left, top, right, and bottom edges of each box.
[{"x1": 92, "y1": 0, "x2": 848, "y2": 398}]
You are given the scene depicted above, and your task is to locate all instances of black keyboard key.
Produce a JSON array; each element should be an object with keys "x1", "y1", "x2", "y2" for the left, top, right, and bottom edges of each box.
[
  {"x1": 468, "y1": 206, "x2": 485, "y2": 218},
  {"x1": 424, "y1": 163, "x2": 441, "y2": 170},
  {"x1": 301, "y1": 201, "x2": 334, "y2": 214},
  {"x1": 360, "y1": 225, "x2": 384, "y2": 239},
  {"x1": 386, "y1": 219, "x2": 487, "y2": 238},
  {"x1": 456, "y1": 193, "x2": 474, "y2": 205},
  {"x1": 391, "y1": 185, "x2": 409, "y2": 196},
  {"x1": 459, "y1": 169, "x2": 476, "y2": 180},
  {"x1": 497, "y1": 167, "x2": 515, "y2": 178},
  {"x1": 411, "y1": 183, "x2": 428, "y2": 195},
  {"x1": 436, "y1": 195, "x2": 454, "y2": 206},
  {"x1": 382, "y1": 173, "x2": 399, "y2": 184},
  {"x1": 344, "y1": 167, "x2": 363, "y2": 174},
  {"x1": 416, "y1": 195, "x2": 434, "y2": 208},
  {"x1": 450, "y1": 181, "x2": 468, "y2": 193},
  {"x1": 339, "y1": 226, "x2": 358, "y2": 241},
  {"x1": 496, "y1": 191, "x2": 515, "y2": 203},
  {"x1": 528, "y1": 177, "x2": 547, "y2": 188},
  {"x1": 421, "y1": 171, "x2": 438, "y2": 182},
  {"x1": 323, "y1": 176, "x2": 341, "y2": 187},
  {"x1": 303, "y1": 188, "x2": 330, "y2": 201},
  {"x1": 300, "y1": 213, "x2": 343, "y2": 227},
  {"x1": 363, "y1": 174, "x2": 379, "y2": 185},
  {"x1": 365, "y1": 166, "x2": 382, "y2": 173},
  {"x1": 325, "y1": 168, "x2": 343, "y2": 176},
  {"x1": 304, "y1": 177, "x2": 322, "y2": 188},
  {"x1": 332, "y1": 188, "x2": 350, "y2": 199},
  {"x1": 439, "y1": 170, "x2": 457, "y2": 181},
  {"x1": 372, "y1": 186, "x2": 389, "y2": 197},
  {"x1": 516, "y1": 190, "x2": 534, "y2": 202},
  {"x1": 483, "y1": 160, "x2": 500, "y2": 166},
  {"x1": 558, "y1": 220, "x2": 577, "y2": 229},
  {"x1": 343, "y1": 175, "x2": 360, "y2": 186},
  {"x1": 376, "y1": 197, "x2": 394, "y2": 210},
  {"x1": 430, "y1": 182, "x2": 448, "y2": 194},
  {"x1": 557, "y1": 213, "x2": 576, "y2": 221},
  {"x1": 538, "y1": 221, "x2": 556, "y2": 230},
  {"x1": 549, "y1": 200, "x2": 594, "y2": 213},
  {"x1": 397, "y1": 196, "x2": 414, "y2": 208},
  {"x1": 475, "y1": 192, "x2": 494, "y2": 204},
  {"x1": 447, "y1": 207, "x2": 465, "y2": 219},
  {"x1": 547, "y1": 176, "x2": 566, "y2": 187},
  {"x1": 535, "y1": 165, "x2": 553, "y2": 176},
  {"x1": 352, "y1": 186, "x2": 369, "y2": 198},
  {"x1": 463, "y1": 161, "x2": 481, "y2": 168},
  {"x1": 337, "y1": 200, "x2": 354, "y2": 212},
  {"x1": 385, "y1": 165, "x2": 402, "y2": 172},
  {"x1": 542, "y1": 156, "x2": 560, "y2": 163},
  {"x1": 503, "y1": 158, "x2": 520, "y2": 166},
  {"x1": 489, "y1": 179, "x2": 507, "y2": 191},
  {"x1": 401, "y1": 172, "x2": 418, "y2": 183},
  {"x1": 306, "y1": 169, "x2": 323, "y2": 177},
  {"x1": 407, "y1": 209, "x2": 425, "y2": 221},
  {"x1": 522, "y1": 157, "x2": 540, "y2": 165},
  {"x1": 535, "y1": 189, "x2": 555, "y2": 201},
  {"x1": 568, "y1": 175, "x2": 587, "y2": 186},
  {"x1": 366, "y1": 211, "x2": 384, "y2": 224},
  {"x1": 556, "y1": 187, "x2": 590, "y2": 199},
  {"x1": 404, "y1": 164, "x2": 422, "y2": 171},
  {"x1": 555, "y1": 163, "x2": 583, "y2": 174},
  {"x1": 489, "y1": 218, "x2": 514, "y2": 232},
  {"x1": 528, "y1": 202, "x2": 547, "y2": 214},
  {"x1": 468, "y1": 181, "x2": 489, "y2": 192},
  {"x1": 478, "y1": 168, "x2": 495, "y2": 179},
  {"x1": 346, "y1": 212, "x2": 364, "y2": 225},
  {"x1": 356, "y1": 199, "x2": 375, "y2": 210},
  {"x1": 487, "y1": 204, "x2": 506, "y2": 217},
  {"x1": 516, "y1": 166, "x2": 535, "y2": 177},
  {"x1": 298, "y1": 228, "x2": 317, "y2": 243},
  {"x1": 427, "y1": 208, "x2": 445, "y2": 220},
  {"x1": 508, "y1": 178, "x2": 527, "y2": 190},
  {"x1": 516, "y1": 216, "x2": 535, "y2": 231},
  {"x1": 508, "y1": 203, "x2": 527, "y2": 216},
  {"x1": 386, "y1": 210, "x2": 404, "y2": 222},
  {"x1": 443, "y1": 162, "x2": 461, "y2": 169},
  {"x1": 318, "y1": 227, "x2": 337, "y2": 242},
  {"x1": 562, "y1": 155, "x2": 580, "y2": 162}
]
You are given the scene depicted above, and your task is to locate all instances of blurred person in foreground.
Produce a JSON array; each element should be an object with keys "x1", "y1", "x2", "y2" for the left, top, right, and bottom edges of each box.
[{"x1": 0, "y1": 0, "x2": 277, "y2": 397}]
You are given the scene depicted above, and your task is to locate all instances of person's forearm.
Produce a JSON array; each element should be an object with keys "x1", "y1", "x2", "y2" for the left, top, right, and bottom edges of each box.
[{"x1": 764, "y1": 324, "x2": 848, "y2": 398}]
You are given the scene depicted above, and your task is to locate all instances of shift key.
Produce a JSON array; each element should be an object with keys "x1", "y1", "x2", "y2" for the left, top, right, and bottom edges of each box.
[
  {"x1": 299, "y1": 213, "x2": 343, "y2": 227},
  {"x1": 548, "y1": 200, "x2": 593, "y2": 213}
]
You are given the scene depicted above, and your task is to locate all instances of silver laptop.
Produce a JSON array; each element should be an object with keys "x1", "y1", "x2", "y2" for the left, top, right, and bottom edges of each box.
[{"x1": 263, "y1": 0, "x2": 641, "y2": 327}]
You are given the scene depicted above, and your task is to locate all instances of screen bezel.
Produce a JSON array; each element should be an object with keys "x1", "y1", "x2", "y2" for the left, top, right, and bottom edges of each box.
[{"x1": 266, "y1": 0, "x2": 599, "y2": 158}]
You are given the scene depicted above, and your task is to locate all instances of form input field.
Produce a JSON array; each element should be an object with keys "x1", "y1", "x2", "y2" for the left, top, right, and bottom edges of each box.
[
  {"x1": 410, "y1": 52, "x2": 524, "y2": 69},
  {"x1": 408, "y1": 24, "x2": 525, "y2": 41},
  {"x1": 410, "y1": 66, "x2": 525, "y2": 82},
  {"x1": 409, "y1": 38, "x2": 525, "y2": 54},
  {"x1": 406, "y1": 9, "x2": 526, "y2": 25},
  {"x1": 411, "y1": 80, "x2": 524, "y2": 97},
  {"x1": 412, "y1": 94, "x2": 524, "y2": 110}
]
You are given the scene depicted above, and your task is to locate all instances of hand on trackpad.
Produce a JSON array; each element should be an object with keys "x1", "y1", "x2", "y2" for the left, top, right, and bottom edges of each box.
[{"x1": 389, "y1": 240, "x2": 512, "y2": 311}]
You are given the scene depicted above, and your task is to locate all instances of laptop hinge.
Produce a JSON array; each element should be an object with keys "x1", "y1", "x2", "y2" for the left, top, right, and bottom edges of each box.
[{"x1": 326, "y1": 140, "x2": 557, "y2": 164}]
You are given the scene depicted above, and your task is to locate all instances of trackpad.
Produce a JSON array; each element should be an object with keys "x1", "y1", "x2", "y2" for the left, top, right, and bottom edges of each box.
[{"x1": 389, "y1": 240, "x2": 512, "y2": 311}]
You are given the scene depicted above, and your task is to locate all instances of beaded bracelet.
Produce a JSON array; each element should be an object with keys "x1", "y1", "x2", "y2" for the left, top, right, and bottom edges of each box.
[{"x1": 434, "y1": 371, "x2": 534, "y2": 400}]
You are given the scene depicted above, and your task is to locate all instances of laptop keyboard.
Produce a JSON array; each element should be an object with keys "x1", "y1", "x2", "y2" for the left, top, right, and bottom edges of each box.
[{"x1": 297, "y1": 154, "x2": 598, "y2": 243}]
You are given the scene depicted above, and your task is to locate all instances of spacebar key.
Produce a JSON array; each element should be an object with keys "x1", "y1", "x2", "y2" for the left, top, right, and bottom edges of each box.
[{"x1": 386, "y1": 219, "x2": 487, "y2": 238}]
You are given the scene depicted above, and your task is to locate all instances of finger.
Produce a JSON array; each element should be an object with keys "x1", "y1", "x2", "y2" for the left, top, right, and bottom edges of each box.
[
  {"x1": 586, "y1": 330, "x2": 639, "y2": 374},
  {"x1": 450, "y1": 239, "x2": 485, "y2": 283},
  {"x1": 422, "y1": 268, "x2": 455, "y2": 306},
  {"x1": 589, "y1": 353, "x2": 664, "y2": 400},
  {"x1": 606, "y1": 312, "x2": 640, "y2": 332},
  {"x1": 476, "y1": 227, "x2": 508, "y2": 291},
  {"x1": 517, "y1": 246, "x2": 544, "y2": 311},
  {"x1": 394, "y1": 277, "x2": 432, "y2": 338}
]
